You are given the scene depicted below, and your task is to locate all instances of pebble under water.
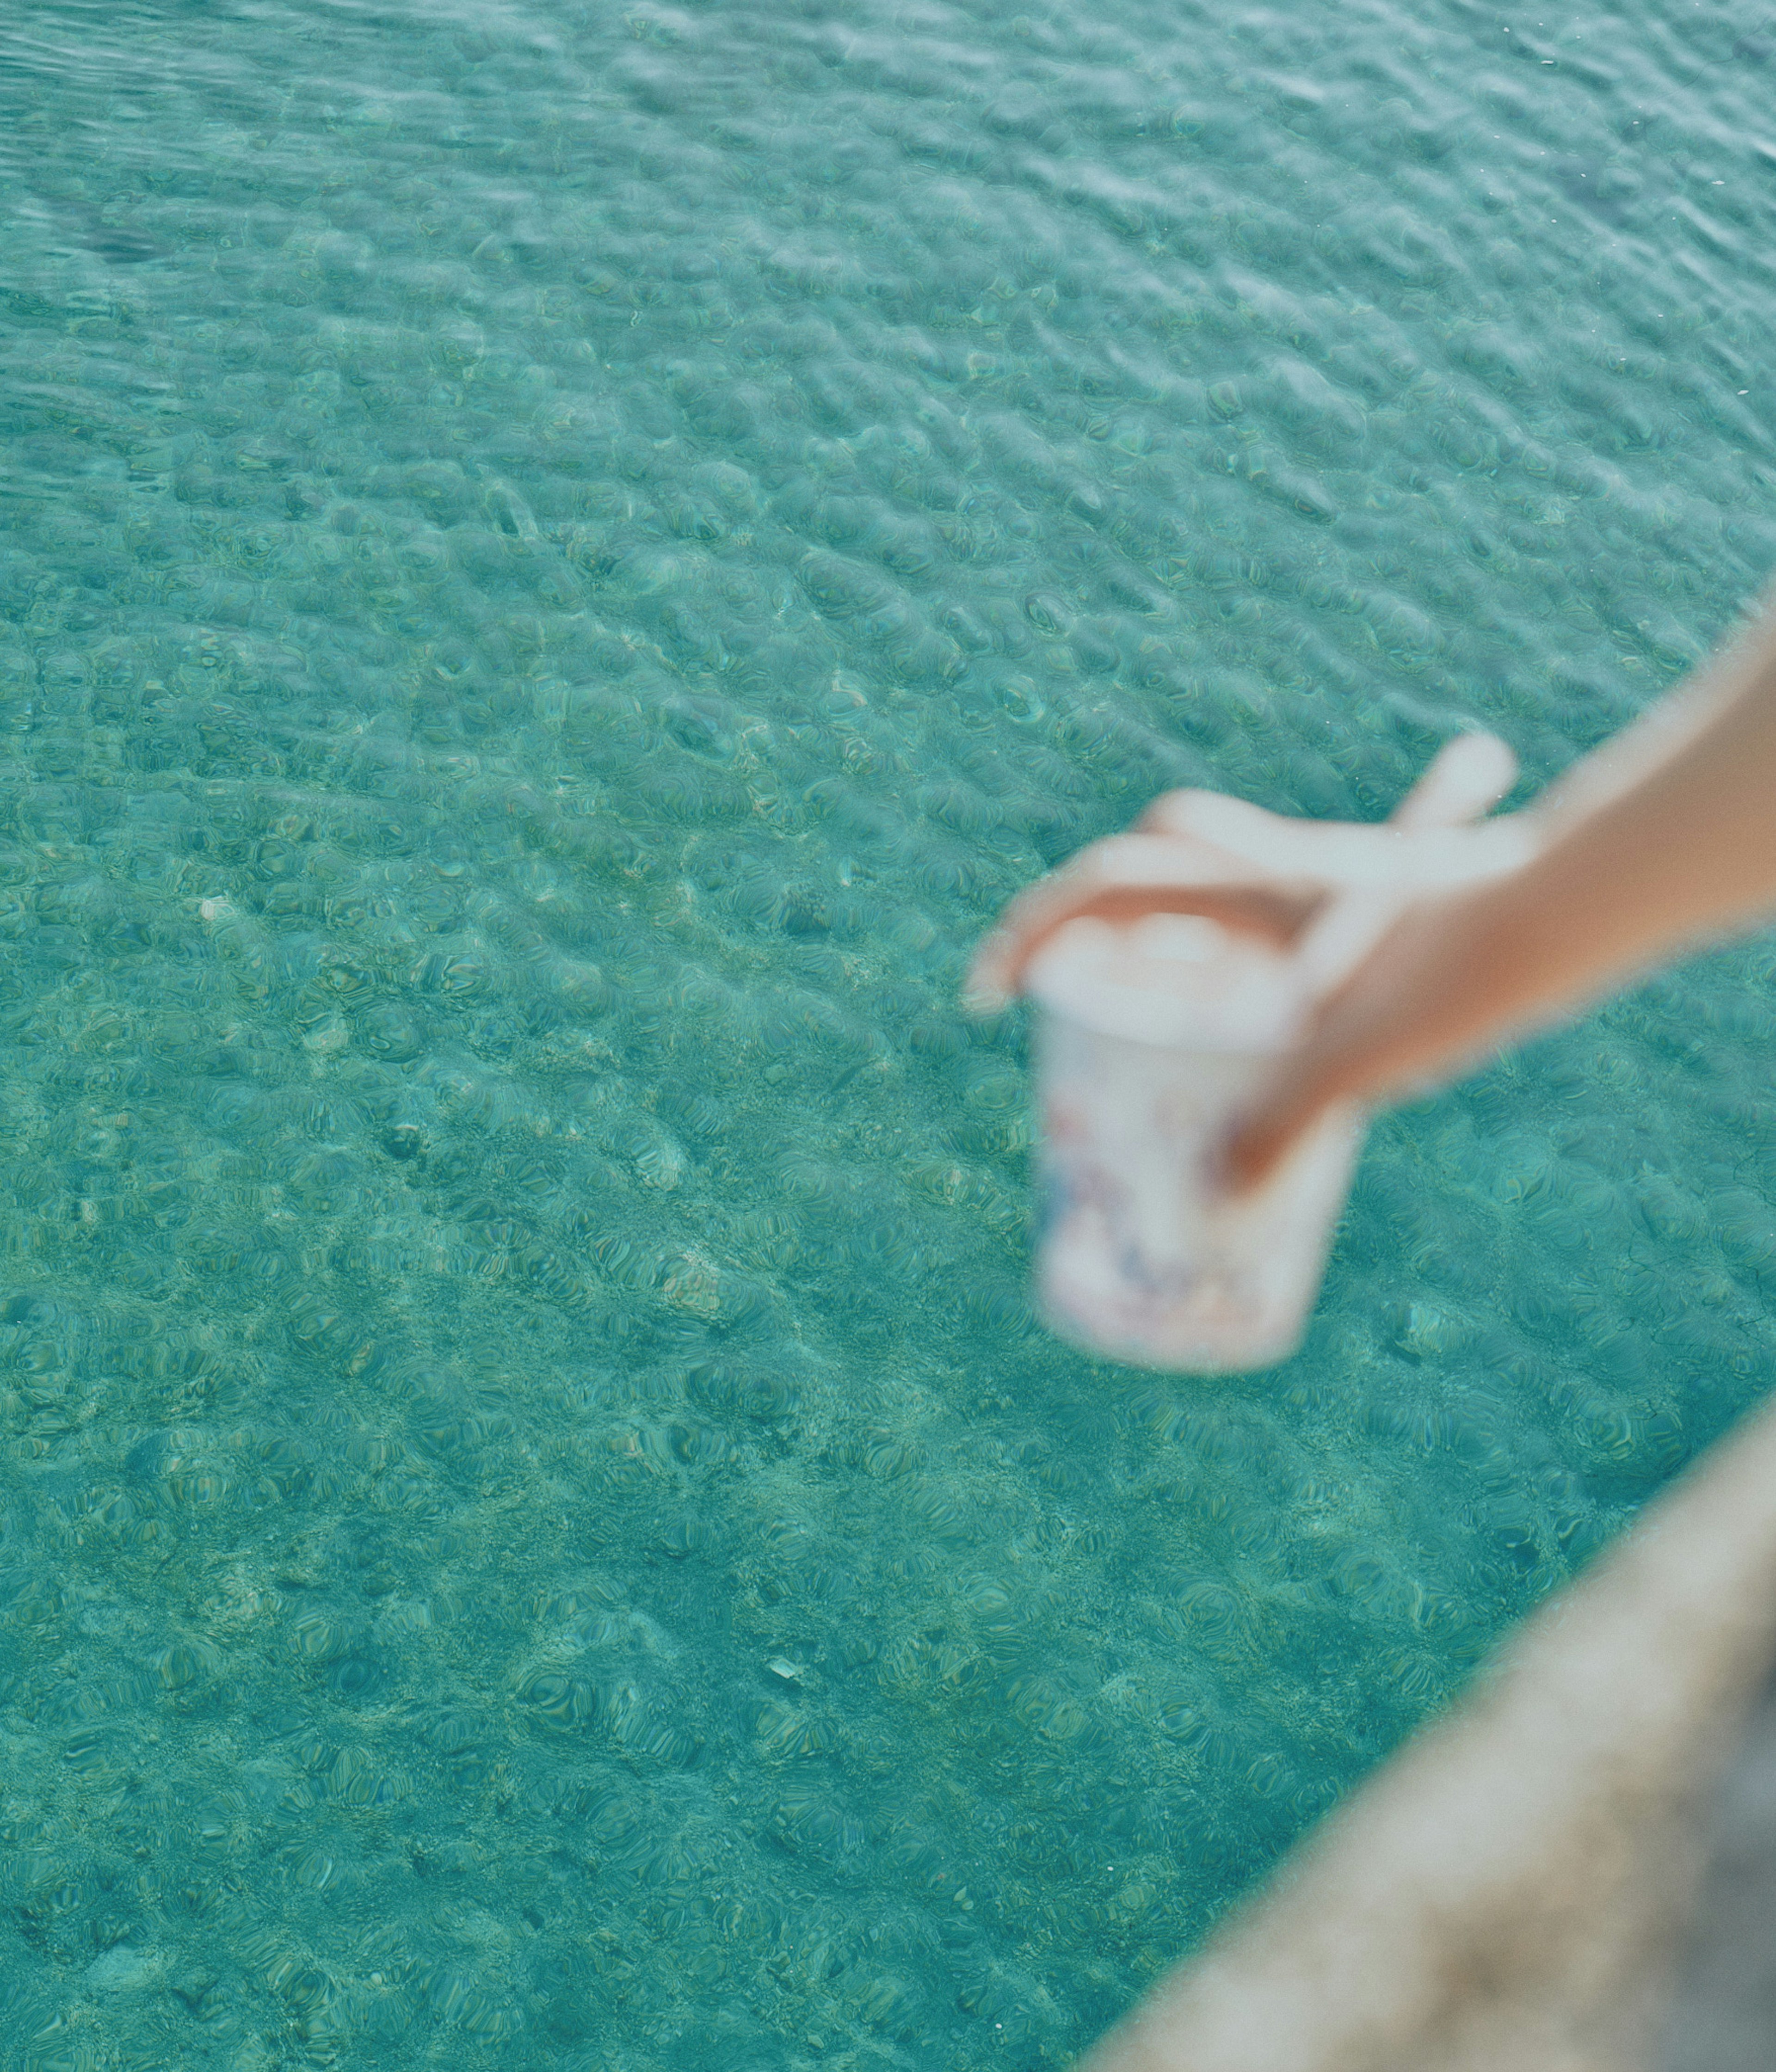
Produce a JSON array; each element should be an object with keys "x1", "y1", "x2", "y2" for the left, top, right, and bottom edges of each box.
[{"x1": 4, "y1": 0, "x2": 1776, "y2": 2064}]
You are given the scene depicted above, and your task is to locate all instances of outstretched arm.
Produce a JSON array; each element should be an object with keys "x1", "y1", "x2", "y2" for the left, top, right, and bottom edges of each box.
[{"x1": 969, "y1": 584, "x2": 1776, "y2": 1188}]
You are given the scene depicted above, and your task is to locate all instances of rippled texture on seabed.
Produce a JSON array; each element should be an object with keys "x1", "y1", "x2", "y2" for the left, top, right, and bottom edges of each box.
[{"x1": 2, "y1": 0, "x2": 1776, "y2": 2063}]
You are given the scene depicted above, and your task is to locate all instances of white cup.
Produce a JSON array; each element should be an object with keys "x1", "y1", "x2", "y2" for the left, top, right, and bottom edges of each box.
[{"x1": 1029, "y1": 916, "x2": 1362, "y2": 1370}]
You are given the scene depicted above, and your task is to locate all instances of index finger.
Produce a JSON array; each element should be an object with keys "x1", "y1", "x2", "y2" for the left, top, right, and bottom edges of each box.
[{"x1": 962, "y1": 833, "x2": 1326, "y2": 1014}]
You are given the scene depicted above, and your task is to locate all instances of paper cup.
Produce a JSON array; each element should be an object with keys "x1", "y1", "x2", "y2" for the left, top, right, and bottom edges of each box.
[
  {"x1": 1027, "y1": 915, "x2": 1362, "y2": 1372},
  {"x1": 1033, "y1": 1011, "x2": 1363, "y2": 1370}
]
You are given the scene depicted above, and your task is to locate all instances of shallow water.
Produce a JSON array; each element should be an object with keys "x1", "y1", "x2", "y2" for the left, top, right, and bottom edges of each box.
[{"x1": 3, "y1": 0, "x2": 1776, "y2": 2063}]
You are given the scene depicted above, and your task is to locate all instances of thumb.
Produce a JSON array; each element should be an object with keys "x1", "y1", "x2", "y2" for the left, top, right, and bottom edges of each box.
[
  {"x1": 1219, "y1": 992, "x2": 1404, "y2": 1191},
  {"x1": 1219, "y1": 1070, "x2": 1345, "y2": 1194}
]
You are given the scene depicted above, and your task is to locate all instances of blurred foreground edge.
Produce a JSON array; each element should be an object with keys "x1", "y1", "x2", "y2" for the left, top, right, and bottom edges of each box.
[{"x1": 1078, "y1": 1391, "x2": 1776, "y2": 2072}]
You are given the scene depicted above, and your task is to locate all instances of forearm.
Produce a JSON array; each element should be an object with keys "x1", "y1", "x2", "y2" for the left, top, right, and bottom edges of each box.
[
  {"x1": 1251, "y1": 608, "x2": 1776, "y2": 1144},
  {"x1": 1530, "y1": 583, "x2": 1776, "y2": 838},
  {"x1": 1445, "y1": 607, "x2": 1776, "y2": 1043}
]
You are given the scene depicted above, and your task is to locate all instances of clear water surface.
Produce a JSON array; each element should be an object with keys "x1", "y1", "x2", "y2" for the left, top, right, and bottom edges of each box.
[{"x1": 3, "y1": 0, "x2": 1776, "y2": 2065}]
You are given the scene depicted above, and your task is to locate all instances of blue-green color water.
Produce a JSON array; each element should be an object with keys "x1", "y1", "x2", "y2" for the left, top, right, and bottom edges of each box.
[{"x1": 3, "y1": 0, "x2": 1776, "y2": 2063}]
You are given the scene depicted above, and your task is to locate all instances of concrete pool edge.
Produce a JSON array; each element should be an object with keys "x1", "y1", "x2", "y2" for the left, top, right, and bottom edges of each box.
[{"x1": 1078, "y1": 1387, "x2": 1776, "y2": 2072}]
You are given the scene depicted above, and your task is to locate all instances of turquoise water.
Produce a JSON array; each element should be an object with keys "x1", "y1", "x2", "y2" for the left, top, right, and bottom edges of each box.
[{"x1": 3, "y1": 0, "x2": 1776, "y2": 2062}]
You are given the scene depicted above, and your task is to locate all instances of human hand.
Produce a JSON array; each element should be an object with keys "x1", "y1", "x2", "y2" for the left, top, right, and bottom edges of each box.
[
  {"x1": 1218, "y1": 892, "x2": 1499, "y2": 1190},
  {"x1": 966, "y1": 733, "x2": 1522, "y2": 1008},
  {"x1": 964, "y1": 732, "x2": 1530, "y2": 1180}
]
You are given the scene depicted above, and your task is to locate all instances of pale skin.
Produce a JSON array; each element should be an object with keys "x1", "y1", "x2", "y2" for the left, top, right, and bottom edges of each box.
[{"x1": 968, "y1": 586, "x2": 1776, "y2": 1187}]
